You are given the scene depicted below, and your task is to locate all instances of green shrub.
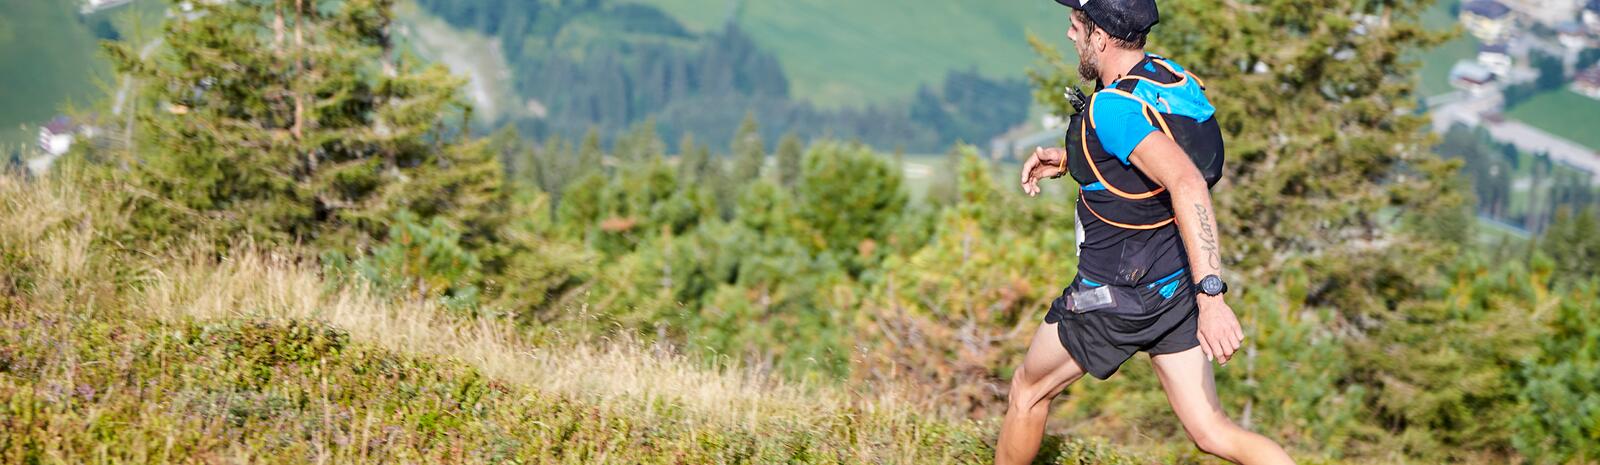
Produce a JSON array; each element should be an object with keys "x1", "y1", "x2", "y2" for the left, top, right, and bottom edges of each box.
[{"x1": 323, "y1": 211, "x2": 485, "y2": 315}]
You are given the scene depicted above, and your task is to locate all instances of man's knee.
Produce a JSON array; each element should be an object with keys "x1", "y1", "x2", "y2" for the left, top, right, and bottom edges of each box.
[
  {"x1": 1186, "y1": 420, "x2": 1237, "y2": 457},
  {"x1": 1006, "y1": 365, "x2": 1059, "y2": 412}
]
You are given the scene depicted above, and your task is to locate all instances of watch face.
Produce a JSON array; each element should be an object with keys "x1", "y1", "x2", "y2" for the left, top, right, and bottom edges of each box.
[{"x1": 1200, "y1": 276, "x2": 1225, "y2": 295}]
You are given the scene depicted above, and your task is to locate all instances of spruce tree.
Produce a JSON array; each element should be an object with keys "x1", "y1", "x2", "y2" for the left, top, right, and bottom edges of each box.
[
  {"x1": 795, "y1": 142, "x2": 906, "y2": 274},
  {"x1": 106, "y1": 0, "x2": 501, "y2": 251},
  {"x1": 776, "y1": 132, "x2": 803, "y2": 189},
  {"x1": 677, "y1": 132, "x2": 716, "y2": 184},
  {"x1": 577, "y1": 126, "x2": 605, "y2": 177},
  {"x1": 731, "y1": 112, "x2": 765, "y2": 183},
  {"x1": 1539, "y1": 206, "x2": 1600, "y2": 285},
  {"x1": 615, "y1": 118, "x2": 665, "y2": 165},
  {"x1": 535, "y1": 134, "x2": 574, "y2": 213}
]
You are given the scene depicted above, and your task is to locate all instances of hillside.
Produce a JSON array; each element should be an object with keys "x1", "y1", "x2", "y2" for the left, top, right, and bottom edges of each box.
[
  {"x1": 0, "y1": 171, "x2": 1152, "y2": 464},
  {"x1": 405, "y1": 0, "x2": 1040, "y2": 152},
  {"x1": 633, "y1": 0, "x2": 1071, "y2": 108}
]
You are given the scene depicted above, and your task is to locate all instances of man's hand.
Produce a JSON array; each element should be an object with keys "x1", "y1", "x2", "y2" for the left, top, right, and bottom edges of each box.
[
  {"x1": 1196, "y1": 294, "x2": 1244, "y2": 364},
  {"x1": 1020, "y1": 147, "x2": 1068, "y2": 196}
]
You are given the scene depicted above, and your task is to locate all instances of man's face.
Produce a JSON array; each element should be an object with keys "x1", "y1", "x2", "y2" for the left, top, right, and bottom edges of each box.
[{"x1": 1068, "y1": 11, "x2": 1100, "y2": 82}]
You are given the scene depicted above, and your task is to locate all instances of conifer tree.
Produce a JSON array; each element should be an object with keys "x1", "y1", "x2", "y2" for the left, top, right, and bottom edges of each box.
[
  {"x1": 615, "y1": 118, "x2": 665, "y2": 164},
  {"x1": 775, "y1": 132, "x2": 803, "y2": 189},
  {"x1": 1539, "y1": 207, "x2": 1600, "y2": 285},
  {"x1": 795, "y1": 142, "x2": 906, "y2": 274},
  {"x1": 678, "y1": 132, "x2": 717, "y2": 184},
  {"x1": 106, "y1": 0, "x2": 501, "y2": 251},
  {"x1": 731, "y1": 112, "x2": 765, "y2": 183},
  {"x1": 535, "y1": 134, "x2": 575, "y2": 213},
  {"x1": 577, "y1": 126, "x2": 605, "y2": 177}
]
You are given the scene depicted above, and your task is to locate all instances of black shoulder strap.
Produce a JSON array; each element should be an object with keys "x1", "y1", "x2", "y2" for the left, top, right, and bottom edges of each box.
[{"x1": 1112, "y1": 79, "x2": 1139, "y2": 93}]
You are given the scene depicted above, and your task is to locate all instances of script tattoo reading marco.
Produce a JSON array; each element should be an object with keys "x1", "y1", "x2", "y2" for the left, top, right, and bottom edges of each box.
[{"x1": 1195, "y1": 203, "x2": 1221, "y2": 271}]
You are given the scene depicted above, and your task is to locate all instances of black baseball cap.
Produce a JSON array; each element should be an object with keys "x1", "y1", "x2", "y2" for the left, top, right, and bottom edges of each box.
[{"x1": 1054, "y1": 0, "x2": 1160, "y2": 42}]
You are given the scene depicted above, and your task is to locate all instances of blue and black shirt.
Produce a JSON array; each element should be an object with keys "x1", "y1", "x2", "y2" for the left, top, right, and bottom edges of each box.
[{"x1": 1064, "y1": 54, "x2": 1224, "y2": 289}]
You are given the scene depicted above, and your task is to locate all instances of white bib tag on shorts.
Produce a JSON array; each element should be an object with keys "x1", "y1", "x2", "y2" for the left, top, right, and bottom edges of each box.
[{"x1": 1074, "y1": 214, "x2": 1085, "y2": 257}]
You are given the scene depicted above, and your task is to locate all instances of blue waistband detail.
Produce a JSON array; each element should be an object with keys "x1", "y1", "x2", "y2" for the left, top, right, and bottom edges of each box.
[
  {"x1": 1079, "y1": 268, "x2": 1180, "y2": 294},
  {"x1": 1083, "y1": 182, "x2": 1107, "y2": 191},
  {"x1": 1146, "y1": 268, "x2": 1186, "y2": 289},
  {"x1": 1159, "y1": 279, "x2": 1182, "y2": 299}
]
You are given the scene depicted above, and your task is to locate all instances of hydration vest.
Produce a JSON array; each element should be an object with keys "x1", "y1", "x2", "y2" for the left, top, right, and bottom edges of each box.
[{"x1": 1064, "y1": 55, "x2": 1225, "y2": 230}]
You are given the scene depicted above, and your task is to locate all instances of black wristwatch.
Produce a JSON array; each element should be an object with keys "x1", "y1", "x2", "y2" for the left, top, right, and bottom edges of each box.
[{"x1": 1196, "y1": 274, "x2": 1228, "y2": 297}]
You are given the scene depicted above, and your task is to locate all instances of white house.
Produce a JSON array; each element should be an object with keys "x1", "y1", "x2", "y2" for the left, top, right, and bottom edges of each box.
[
  {"x1": 1451, "y1": 60, "x2": 1499, "y2": 94},
  {"x1": 37, "y1": 117, "x2": 76, "y2": 156},
  {"x1": 1478, "y1": 43, "x2": 1513, "y2": 76},
  {"x1": 1461, "y1": 0, "x2": 1514, "y2": 42}
]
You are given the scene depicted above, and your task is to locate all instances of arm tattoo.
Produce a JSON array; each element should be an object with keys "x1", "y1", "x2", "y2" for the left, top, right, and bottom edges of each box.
[{"x1": 1194, "y1": 203, "x2": 1222, "y2": 271}]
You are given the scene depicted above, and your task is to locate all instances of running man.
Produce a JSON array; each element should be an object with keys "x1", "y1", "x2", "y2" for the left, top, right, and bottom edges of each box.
[{"x1": 997, "y1": 0, "x2": 1295, "y2": 463}]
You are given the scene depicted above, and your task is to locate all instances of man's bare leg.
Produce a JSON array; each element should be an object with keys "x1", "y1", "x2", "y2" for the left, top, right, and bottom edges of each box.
[
  {"x1": 995, "y1": 322, "x2": 1087, "y2": 465},
  {"x1": 1149, "y1": 347, "x2": 1295, "y2": 464}
]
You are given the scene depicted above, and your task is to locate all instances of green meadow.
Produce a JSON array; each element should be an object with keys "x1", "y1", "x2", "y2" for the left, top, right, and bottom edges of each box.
[
  {"x1": 0, "y1": 0, "x2": 115, "y2": 147},
  {"x1": 633, "y1": 0, "x2": 1073, "y2": 107},
  {"x1": 1506, "y1": 89, "x2": 1600, "y2": 151}
]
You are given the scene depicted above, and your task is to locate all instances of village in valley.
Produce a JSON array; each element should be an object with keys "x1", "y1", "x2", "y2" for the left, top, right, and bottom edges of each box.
[{"x1": 1442, "y1": 0, "x2": 1600, "y2": 176}]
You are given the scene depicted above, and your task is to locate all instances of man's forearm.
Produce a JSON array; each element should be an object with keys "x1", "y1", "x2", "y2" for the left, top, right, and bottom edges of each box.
[{"x1": 1168, "y1": 179, "x2": 1223, "y2": 283}]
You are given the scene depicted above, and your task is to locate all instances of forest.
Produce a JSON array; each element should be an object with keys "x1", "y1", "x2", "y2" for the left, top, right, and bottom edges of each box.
[{"x1": 411, "y1": 0, "x2": 1033, "y2": 153}]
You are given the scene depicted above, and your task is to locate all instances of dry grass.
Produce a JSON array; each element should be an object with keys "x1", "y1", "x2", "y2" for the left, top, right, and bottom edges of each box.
[
  {"x1": 133, "y1": 249, "x2": 875, "y2": 429},
  {"x1": 2, "y1": 171, "x2": 972, "y2": 463}
]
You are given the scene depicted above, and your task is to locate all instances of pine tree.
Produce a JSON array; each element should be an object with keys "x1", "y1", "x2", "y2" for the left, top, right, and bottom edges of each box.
[
  {"x1": 775, "y1": 132, "x2": 803, "y2": 189},
  {"x1": 105, "y1": 0, "x2": 502, "y2": 252},
  {"x1": 731, "y1": 112, "x2": 765, "y2": 183},
  {"x1": 1514, "y1": 282, "x2": 1600, "y2": 464},
  {"x1": 615, "y1": 118, "x2": 665, "y2": 165},
  {"x1": 794, "y1": 141, "x2": 906, "y2": 274},
  {"x1": 534, "y1": 134, "x2": 575, "y2": 214},
  {"x1": 490, "y1": 190, "x2": 595, "y2": 323},
  {"x1": 1539, "y1": 206, "x2": 1600, "y2": 285},
  {"x1": 489, "y1": 126, "x2": 537, "y2": 187},
  {"x1": 677, "y1": 132, "x2": 716, "y2": 184},
  {"x1": 578, "y1": 126, "x2": 605, "y2": 177}
]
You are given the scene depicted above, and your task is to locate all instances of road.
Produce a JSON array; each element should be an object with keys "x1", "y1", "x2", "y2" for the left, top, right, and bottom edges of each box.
[
  {"x1": 1431, "y1": 90, "x2": 1600, "y2": 182},
  {"x1": 1484, "y1": 119, "x2": 1600, "y2": 181}
]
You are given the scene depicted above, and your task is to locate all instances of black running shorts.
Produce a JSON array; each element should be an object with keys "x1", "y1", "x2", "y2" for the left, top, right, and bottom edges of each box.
[{"x1": 1044, "y1": 271, "x2": 1201, "y2": 380}]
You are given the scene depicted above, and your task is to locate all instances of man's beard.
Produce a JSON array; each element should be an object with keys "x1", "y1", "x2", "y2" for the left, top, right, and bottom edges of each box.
[{"x1": 1077, "y1": 46, "x2": 1099, "y2": 83}]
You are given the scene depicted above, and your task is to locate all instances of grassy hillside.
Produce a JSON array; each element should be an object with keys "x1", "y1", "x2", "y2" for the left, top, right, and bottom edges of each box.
[
  {"x1": 0, "y1": 0, "x2": 114, "y2": 147},
  {"x1": 632, "y1": 0, "x2": 1072, "y2": 108},
  {"x1": 0, "y1": 171, "x2": 1157, "y2": 464}
]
